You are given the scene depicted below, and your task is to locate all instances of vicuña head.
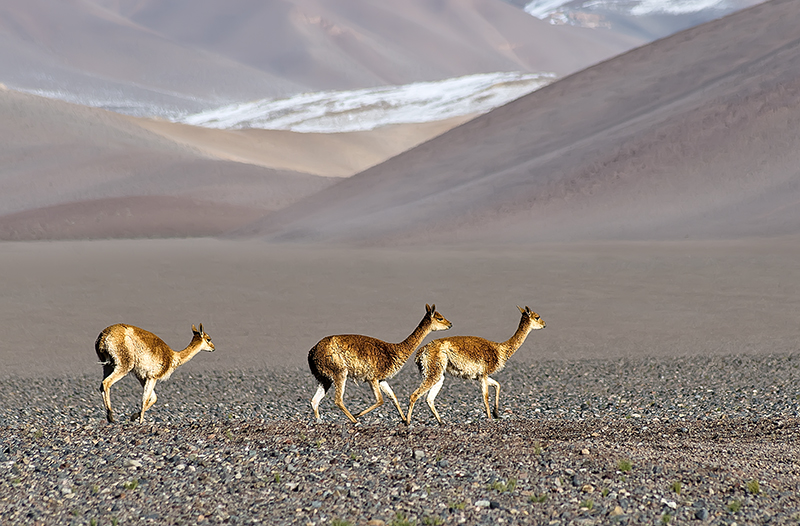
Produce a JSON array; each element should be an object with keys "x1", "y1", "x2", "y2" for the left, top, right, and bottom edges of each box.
[
  {"x1": 96, "y1": 323, "x2": 215, "y2": 423},
  {"x1": 308, "y1": 303, "x2": 452, "y2": 423},
  {"x1": 407, "y1": 305, "x2": 544, "y2": 425}
]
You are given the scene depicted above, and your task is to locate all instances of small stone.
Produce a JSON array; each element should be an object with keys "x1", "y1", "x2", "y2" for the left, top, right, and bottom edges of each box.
[
  {"x1": 609, "y1": 506, "x2": 624, "y2": 516},
  {"x1": 123, "y1": 459, "x2": 142, "y2": 468},
  {"x1": 489, "y1": 501, "x2": 501, "y2": 509},
  {"x1": 437, "y1": 459, "x2": 449, "y2": 468},
  {"x1": 367, "y1": 521, "x2": 385, "y2": 526},
  {"x1": 695, "y1": 508, "x2": 709, "y2": 520},
  {"x1": 413, "y1": 450, "x2": 426, "y2": 461},
  {"x1": 581, "y1": 448, "x2": 590, "y2": 456},
  {"x1": 581, "y1": 484, "x2": 595, "y2": 494},
  {"x1": 475, "y1": 500, "x2": 491, "y2": 508}
]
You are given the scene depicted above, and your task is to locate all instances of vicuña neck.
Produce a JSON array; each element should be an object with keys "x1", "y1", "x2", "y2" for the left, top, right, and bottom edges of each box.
[
  {"x1": 399, "y1": 316, "x2": 433, "y2": 356},
  {"x1": 501, "y1": 317, "x2": 533, "y2": 358},
  {"x1": 177, "y1": 339, "x2": 204, "y2": 365}
]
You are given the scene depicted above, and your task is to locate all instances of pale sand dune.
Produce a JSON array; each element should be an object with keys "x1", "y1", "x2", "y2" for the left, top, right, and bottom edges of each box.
[
  {"x1": 129, "y1": 115, "x2": 475, "y2": 177},
  {"x1": 1, "y1": 238, "x2": 799, "y2": 377}
]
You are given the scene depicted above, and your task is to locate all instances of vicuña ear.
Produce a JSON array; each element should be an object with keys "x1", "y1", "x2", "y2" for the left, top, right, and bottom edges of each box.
[
  {"x1": 525, "y1": 306, "x2": 532, "y2": 314},
  {"x1": 199, "y1": 323, "x2": 204, "y2": 334},
  {"x1": 426, "y1": 303, "x2": 432, "y2": 314},
  {"x1": 518, "y1": 305, "x2": 525, "y2": 314},
  {"x1": 192, "y1": 324, "x2": 199, "y2": 335},
  {"x1": 429, "y1": 304, "x2": 436, "y2": 314}
]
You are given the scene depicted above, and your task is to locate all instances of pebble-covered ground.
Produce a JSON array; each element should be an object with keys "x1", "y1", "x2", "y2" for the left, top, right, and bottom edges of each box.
[{"x1": 2, "y1": 354, "x2": 800, "y2": 525}]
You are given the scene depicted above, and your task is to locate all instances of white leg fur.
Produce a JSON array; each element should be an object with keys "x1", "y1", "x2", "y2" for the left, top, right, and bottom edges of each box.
[
  {"x1": 487, "y1": 377, "x2": 501, "y2": 418},
  {"x1": 480, "y1": 377, "x2": 492, "y2": 419},
  {"x1": 139, "y1": 378, "x2": 157, "y2": 423},
  {"x1": 311, "y1": 384, "x2": 326, "y2": 421},
  {"x1": 425, "y1": 375, "x2": 446, "y2": 424}
]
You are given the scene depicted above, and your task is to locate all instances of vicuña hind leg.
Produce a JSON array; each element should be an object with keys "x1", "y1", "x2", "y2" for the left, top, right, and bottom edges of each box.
[
  {"x1": 487, "y1": 377, "x2": 501, "y2": 418},
  {"x1": 408, "y1": 375, "x2": 446, "y2": 424},
  {"x1": 333, "y1": 374, "x2": 358, "y2": 424},
  {"x1": 480, "y1": 376, "x2": 493, "y2": 420},
  {"x1": 424, "y1": 375, "x2": 446, "y2": 425},
  {"x1": 311, "y1": 384, "x2": 327, "y2": 421},
  {"x1": 407, "y1": 350, "x2": 446, "y2": 425},
  {"x1": 100, "y1": 364, "x2": 130, "y2": 423},
  {"x1": 134, "y1": 378, "x2": 158, "y2": 423}
]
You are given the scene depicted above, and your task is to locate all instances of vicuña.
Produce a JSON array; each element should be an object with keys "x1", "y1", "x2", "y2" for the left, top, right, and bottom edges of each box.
[
  {"x1": 95, "y1": 323, "x2": 215, "y2": 423},
  {"x1": 308, "y1": 303, "x2": 452, "y2": 423},
  {"x1": 407, "y1": 306, "x2": 545, "y2": 424}
]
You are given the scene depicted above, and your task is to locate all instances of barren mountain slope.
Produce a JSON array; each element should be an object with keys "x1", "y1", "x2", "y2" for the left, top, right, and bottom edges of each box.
[
  {"x1": 7, "y1": 0, "x2": 642, "y2": 117},
  {"x1": 0, "y1": 0, "x2": 302, "y2": 115},
  {"x1": 240, "y1": 0, "x2": 800, "y2": 245},
  {"x1": 0, "y1": 89, "x2": 336, "y2": 240}
]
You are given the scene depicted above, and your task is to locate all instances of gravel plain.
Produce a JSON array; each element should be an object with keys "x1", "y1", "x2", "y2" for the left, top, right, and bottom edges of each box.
[{"x1": 2, "y1": 354, "x2": 800, "y2": 526}]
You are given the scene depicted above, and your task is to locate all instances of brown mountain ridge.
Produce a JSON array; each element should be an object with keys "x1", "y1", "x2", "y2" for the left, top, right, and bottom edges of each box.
[{"x1": 239, "y1": 0, "x2": 800, "y2": 246}]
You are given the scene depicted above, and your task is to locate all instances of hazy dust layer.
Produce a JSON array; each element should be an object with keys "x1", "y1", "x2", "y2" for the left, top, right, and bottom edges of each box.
[{"x1": 1, "y1": 238, "x2": 798, "y2": 378}]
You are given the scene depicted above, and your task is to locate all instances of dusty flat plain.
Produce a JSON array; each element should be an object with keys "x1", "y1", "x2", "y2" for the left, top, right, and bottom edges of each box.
[{"x1": 2, "y1": 237, "x2": 799, "y2": 377}]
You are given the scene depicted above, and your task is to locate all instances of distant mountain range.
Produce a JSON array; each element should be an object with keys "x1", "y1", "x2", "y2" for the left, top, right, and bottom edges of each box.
[
  {"x1": 2, "y1": 0, "x2": 792, "y2": 244},
  {"x1": 0, "y1": 0, "x2": 639, "y2": 118},
  {"x1": 1, "y1": 0, "x2": 764, "y2": 131},
  {"x1": 238, "y1": 0, "x2": 800, "y2": 245}
]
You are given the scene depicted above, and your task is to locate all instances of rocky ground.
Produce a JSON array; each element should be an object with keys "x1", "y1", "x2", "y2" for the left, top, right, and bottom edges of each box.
[{"x1": 2, "y1": 353, "x2": 800, "y2": 525}]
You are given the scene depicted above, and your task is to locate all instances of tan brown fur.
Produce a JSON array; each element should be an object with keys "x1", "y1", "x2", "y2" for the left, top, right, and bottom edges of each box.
[
  {"x1": 95, "y1": 323, "x2": 215, "y2": 423},
  {"x1": 308, "y1": 304, "x2": 452, "y2": 423},
  {"x1": 407, "y1": 306, "x2": 545, "y2": 425}
]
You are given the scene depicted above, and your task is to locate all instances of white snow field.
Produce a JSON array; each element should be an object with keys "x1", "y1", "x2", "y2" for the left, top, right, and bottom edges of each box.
[
  {"x1": 525, "y1": 0, "x2": 752, "y2": 18},
  {"x1": 175, "y1": 72, "x2": 555, "y2": 133}
]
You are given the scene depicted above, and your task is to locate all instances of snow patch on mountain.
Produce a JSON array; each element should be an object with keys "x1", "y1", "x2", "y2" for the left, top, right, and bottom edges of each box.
[
  {"x1": 525, "y1": 0, "x2": 740, "y2": 19},
  {"x1": 175, "y1": 72, "x2": 555, "y2": 134}
]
